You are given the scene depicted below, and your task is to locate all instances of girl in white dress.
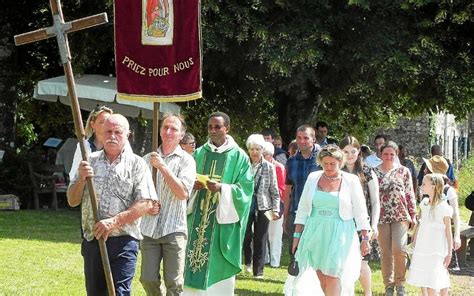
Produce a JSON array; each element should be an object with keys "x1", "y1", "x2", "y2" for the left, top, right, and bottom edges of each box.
[{"x1": 407, "y1": 173, "x2": 453, "y2": 296}]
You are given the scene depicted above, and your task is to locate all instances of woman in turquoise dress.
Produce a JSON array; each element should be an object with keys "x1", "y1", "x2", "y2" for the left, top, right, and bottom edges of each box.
[{"x1": 292, "y1": 145, "x2": 371, "y2": 295}]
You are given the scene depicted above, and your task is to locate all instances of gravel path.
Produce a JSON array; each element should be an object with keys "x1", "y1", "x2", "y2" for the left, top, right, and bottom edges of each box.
[{"x1": 450, "y1": 262, "x2": 474, "y2": 295}]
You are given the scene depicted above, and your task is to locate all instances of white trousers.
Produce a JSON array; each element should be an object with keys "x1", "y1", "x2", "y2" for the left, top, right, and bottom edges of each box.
[{"x1": 266, "y1": 217, "x2": 284, "y2": 267}]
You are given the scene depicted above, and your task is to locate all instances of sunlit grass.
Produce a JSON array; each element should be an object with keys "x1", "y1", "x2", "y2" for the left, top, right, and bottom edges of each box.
[{"x1": 0, "y1": 207, "x2": 471, "y2": 295}]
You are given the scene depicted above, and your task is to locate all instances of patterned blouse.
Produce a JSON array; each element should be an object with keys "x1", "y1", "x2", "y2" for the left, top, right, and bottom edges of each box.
[{"x1": 374, "y1": 165, "x2": 416, "y2": 224}]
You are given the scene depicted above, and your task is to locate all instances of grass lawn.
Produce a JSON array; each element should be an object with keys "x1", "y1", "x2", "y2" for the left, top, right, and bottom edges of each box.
[
  {"x1": 0, "y1": 210, "x2": 418, "y2": 295},
  {"x1": 2, "y1": 154, "x2": 474, "y2": 296}
]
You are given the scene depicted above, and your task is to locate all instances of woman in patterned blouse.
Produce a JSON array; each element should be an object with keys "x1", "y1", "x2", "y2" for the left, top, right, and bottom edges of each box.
[
  {"x1": 374, "y1": 141, "x2": 417, "y2": 296},
  {"x1": 340, "y1": 135, "x2": 380, "y2": 296}
]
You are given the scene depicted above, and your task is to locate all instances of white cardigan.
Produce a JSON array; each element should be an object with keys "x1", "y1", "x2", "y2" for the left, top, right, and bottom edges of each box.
[{"x1": 294, "y1": 170, "x2": 370, "y2": 231}]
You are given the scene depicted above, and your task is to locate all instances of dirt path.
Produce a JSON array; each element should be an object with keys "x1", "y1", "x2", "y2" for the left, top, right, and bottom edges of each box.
[{"x1": 450, "y1": 262, "x2": 474, "y2": 295}]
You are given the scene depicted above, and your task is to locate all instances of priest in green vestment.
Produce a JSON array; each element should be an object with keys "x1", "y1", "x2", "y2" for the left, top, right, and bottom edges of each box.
[{"x1": 184, "y1": 112, "x2": 253, "y2": 295}]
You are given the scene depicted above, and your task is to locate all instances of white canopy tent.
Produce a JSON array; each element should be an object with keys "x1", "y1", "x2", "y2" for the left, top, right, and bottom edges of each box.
[{"x1": 33, "y1": 74, "x2": 181, "y2": 119}]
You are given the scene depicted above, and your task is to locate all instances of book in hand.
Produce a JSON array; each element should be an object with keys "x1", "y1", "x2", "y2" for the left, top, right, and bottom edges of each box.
[
  {"x1": 264, "y1": 210, "x2": 274, "y2": 221},
  {"x1": 196, "y1": 174, "x2": 210, "y2": 189}
]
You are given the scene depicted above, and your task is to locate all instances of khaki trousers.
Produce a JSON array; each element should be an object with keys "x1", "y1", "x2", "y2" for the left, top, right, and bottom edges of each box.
[
  {"x1": 378, "y1": 222, "x2": 408, "y2": 287},
  {"x1": 140, "y1": 233, "x2": 187, "y2": 296}
]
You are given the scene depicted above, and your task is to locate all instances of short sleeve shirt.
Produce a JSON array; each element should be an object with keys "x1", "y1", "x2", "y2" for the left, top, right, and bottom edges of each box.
[
  {"x1": 70, "y1": 149, "x2": 157, "y2": 242},
  {"x1": 141, "y1": 145, "x2": 196, "y2": 239}
]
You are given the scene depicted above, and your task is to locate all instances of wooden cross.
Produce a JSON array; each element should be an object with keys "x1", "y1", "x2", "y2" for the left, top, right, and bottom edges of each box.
[{"x1": 14, "y1": 1, "x2": 115, "y2": 295}]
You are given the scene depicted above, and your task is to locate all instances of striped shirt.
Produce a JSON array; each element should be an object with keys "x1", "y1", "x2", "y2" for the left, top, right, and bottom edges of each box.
[{"x1": 141, "y1": 145, "x2": 196, "y2": 239}]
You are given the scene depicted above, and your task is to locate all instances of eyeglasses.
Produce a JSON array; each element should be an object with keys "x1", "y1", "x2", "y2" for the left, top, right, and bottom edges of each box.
[{"x1": 181, "y1": 142, "x2": 196, "y2": 146}]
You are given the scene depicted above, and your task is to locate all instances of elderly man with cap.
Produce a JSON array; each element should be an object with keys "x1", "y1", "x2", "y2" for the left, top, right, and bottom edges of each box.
[{"x1": 422, "y1": 155, "x2": 462, "y2": 264}]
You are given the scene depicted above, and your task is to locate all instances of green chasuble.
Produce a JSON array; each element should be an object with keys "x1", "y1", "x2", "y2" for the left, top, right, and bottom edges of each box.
[{"x1": 185, "y1": 138, "x2": 253, "y2": 290}]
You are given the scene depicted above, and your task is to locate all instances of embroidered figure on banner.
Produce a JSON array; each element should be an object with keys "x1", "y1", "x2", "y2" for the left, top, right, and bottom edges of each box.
[{"x1": 142, "y1": 0, "x2": 174, "y2": 45}]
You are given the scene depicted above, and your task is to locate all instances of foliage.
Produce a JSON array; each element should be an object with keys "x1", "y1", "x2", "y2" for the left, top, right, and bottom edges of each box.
[
  {"x1": 457, "y1": 155, "x2": 474, "y2": 222},
  {"x1": 4, "y1": 0, "x2": 474, "y2": 148},
  {"x1": 191, "y1": 0, "x2": 474, "y2": 142}
]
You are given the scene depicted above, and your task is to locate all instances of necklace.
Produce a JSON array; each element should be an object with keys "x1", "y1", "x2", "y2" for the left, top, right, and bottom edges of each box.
[{"x1": 322, "y1": 173, "x2": 341, "y2": 181}]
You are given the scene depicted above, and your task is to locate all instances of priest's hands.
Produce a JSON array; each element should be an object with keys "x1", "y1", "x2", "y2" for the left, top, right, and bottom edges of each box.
[
  {"x1": 206, "y1": 180, "x2": 221, "y2": 193},
  {"x1": 194, "y1": 180, "x2": 206, "y2": 190},
  {"x1": 193, "y1": 179, "x2": 221, "y2": 193}
]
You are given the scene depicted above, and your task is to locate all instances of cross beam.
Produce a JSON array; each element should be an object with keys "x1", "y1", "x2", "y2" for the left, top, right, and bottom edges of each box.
[{"x1": 13, "y1": 1, "x2": 115, "y2": 295}]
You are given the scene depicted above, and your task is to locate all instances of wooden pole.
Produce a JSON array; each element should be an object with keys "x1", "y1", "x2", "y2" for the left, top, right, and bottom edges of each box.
[
  {"x1": 14, "y1": 1, "x2": 115, "y2": 294},
  {"x1": 152, "y1": 102, "x2": 161, "y2": 185}
]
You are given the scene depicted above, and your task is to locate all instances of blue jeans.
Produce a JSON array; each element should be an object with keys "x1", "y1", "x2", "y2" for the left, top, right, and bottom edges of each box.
[{"x1": 81, "y1": 236, "x2": 139, "y2": 296}]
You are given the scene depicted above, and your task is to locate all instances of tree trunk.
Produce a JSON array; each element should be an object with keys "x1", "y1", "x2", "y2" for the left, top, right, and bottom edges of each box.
[
  {"x1": 276, "y1": 81, "x2": 322, "y2": 146},
  {"x1": 0, "y1": 18, "x2": 18, "y2": 153}
]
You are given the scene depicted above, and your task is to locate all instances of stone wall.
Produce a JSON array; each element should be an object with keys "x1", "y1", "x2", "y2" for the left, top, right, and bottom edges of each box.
[
  {"x1": 372, "y1": 112, "x2": 472, "y2": 168},
  {"x1": 373, "y1": 114, "x2": 432, "y2": 164}
]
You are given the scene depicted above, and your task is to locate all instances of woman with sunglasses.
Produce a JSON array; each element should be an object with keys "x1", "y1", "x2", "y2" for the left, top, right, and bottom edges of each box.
[
  {"x1": 179, "y1": 132, "x2": 196, "y2": 155},
  {"x1": 292, "y1": 144, "x2": 370, "y2": 295},
  {"x1": 69, "y1": 106, "x2": 113, "y2": 179}
]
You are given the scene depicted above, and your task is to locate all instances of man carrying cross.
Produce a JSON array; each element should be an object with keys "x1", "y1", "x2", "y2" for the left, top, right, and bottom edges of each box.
[
  {"x1": 68, "y1": 114, "x2": 159, "y2": 295},
  {"x1": 184, "y1": 111, "x2": 253, "y2": 295}
]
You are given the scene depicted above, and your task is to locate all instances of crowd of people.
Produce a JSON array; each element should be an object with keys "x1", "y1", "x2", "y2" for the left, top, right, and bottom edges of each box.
[{"x1": 66, "y1": 108, "x2": 462, "y2": 296}]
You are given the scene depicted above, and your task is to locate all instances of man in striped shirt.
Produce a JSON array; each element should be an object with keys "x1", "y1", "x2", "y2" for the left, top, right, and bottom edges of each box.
[{"x1": 140, "y1": 113, "x2": 197, "y2": 295}]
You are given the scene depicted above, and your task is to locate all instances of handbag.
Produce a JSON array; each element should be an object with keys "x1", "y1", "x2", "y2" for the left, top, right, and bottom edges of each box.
[
  {"x1": 465, "y1": 191, "x2": 474, "y2": 211},
  {"x1": 287, "y1": 250, "x2": 299, "y2": 276}
]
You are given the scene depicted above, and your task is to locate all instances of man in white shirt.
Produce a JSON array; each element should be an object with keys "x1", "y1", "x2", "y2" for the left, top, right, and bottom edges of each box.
[{"x1": 365, "y1": 134, "x2": 388, "y2": 168}]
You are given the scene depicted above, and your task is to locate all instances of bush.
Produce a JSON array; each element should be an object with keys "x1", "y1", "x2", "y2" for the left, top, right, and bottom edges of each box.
[{"x1": 457, "y1": 155, "x2": 474, "y2": 222}]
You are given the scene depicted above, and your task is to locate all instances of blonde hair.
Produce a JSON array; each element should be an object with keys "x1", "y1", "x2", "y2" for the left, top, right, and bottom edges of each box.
[
  {"x1": 85, "y1": 106, "x2": 113, "y2": 138},
  {"x1": 423, "y1": 173, "x2": 445, "y2": 217},
  {"x1": 317, "y1": 144, "x2": 345, "y2": 166}
]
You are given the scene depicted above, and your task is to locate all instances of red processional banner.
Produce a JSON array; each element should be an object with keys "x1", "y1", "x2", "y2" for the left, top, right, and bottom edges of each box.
[{"x1": 114, "y1": 0, "x2": 202, "y2": 102}]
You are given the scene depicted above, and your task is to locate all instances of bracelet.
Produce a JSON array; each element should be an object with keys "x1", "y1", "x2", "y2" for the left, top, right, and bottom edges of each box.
[
  {"x1": 293, "y1": 232, "x2": 302, "y2": 239},
  {"x1": 361, "y1": 235, "x2": 370, "y2": 241}
]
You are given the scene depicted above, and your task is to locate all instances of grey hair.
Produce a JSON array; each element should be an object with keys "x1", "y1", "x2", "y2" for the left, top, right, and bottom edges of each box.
[
  {"x1": 246, "y1": 134, "x2": 266, "y2": 149},
  {"x1": 262, "y1": 141, "x2": 275, "y2": 156}
]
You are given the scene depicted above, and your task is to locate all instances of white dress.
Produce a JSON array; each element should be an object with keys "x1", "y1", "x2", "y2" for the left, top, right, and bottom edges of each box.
[{"x1": 407, "y1": 198, "x2": 453, "y2": 291}]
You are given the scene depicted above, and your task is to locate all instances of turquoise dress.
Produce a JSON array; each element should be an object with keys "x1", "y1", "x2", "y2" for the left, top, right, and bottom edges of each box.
[{"x1": 295, "y1": 189, "x2": 357, "y2": 278}]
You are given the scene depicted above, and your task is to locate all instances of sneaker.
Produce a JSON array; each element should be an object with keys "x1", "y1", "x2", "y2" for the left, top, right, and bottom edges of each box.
[
  {"x1": 254, "y1": 275, "x2": 264, "y2": 279},
  {"x1": 385, "y1": 286, "x2": 394, "y2": 296},
  {"x1": 396, "y1": 285, "x2": 405, "y2": 296},
  {"x1": 449, "y1": 266, "x2": 461, "y2": 271},
  {"x1": 244, "y1": 264, "x2": 252, "y2": 273}
]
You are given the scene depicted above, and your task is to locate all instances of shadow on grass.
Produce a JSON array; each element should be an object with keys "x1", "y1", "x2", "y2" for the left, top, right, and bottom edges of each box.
[
  {"x1": 0, "y1": 209, "x2": 82, "y2": 243},
  {"x1": 237, "y1": 274, "x2": 286, "y2": 285},
  {"x1": 234, "y1": 288, "x2": 283, "y2": 295}
]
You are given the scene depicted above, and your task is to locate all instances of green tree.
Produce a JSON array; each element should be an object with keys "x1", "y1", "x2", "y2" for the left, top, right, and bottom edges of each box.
[
  {"x1": 196, "y1": 0, "x2": 473, "y2": 142},
  {"x1": 4, "y1": 0, "x2": 474, "y2": 150}
]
